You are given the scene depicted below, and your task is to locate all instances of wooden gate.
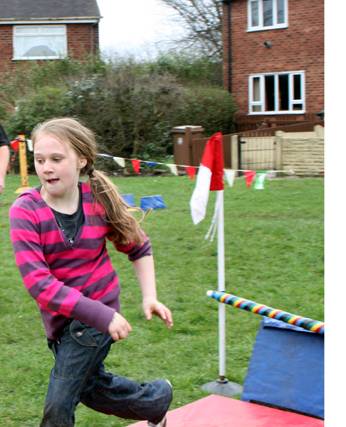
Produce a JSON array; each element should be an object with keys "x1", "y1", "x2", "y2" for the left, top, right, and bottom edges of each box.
[{"x1": 238, "y1": 135, "x2": 276, "y2": 171}]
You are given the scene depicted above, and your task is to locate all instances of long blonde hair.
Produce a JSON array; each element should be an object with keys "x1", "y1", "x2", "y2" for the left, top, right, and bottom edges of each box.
[{"x1": 31, "y1": 117, "x2": 143, "y2": 245}]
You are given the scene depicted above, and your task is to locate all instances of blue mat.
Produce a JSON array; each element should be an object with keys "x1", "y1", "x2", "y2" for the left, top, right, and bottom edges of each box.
[
  {"x1": 242, "y1": 318, "x2": 324, "y2": 419},
  {"x1": 140, "y1": 195, "x2": 166, "y2": 211},
  {"x1": 121, "y1": 194, "x2": 136, "y2": 207}
]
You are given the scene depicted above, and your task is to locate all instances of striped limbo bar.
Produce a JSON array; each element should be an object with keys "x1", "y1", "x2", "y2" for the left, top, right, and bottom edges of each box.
[{"x1": 207, "y1": 290, "x2": 325, "y2": 335}]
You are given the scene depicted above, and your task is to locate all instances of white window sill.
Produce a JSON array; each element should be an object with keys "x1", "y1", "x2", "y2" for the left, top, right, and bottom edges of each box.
[
  {"x1": 249, "y1": 110, "x2": 305, "y2": 115},
  {"x1": 247, "y1": 24, "x2": 288, "y2": 32},
  {"x1": 13, "y1": 56, "x2": 66, "y2": 61}
]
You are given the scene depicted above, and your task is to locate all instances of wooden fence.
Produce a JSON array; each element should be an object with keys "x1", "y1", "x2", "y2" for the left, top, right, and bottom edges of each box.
[{"x1": 172, "y1": 121, "x2": 324, "y2": 175}]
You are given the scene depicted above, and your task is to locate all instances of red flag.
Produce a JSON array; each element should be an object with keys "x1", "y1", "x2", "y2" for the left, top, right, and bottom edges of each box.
[
  {"x1": 131, "y1": 159, "x2": 141, "y2": 174},
  {"x1": 190, "y1": 132, "x2": 224, "y2": 224},
  {"x1": 185, "y1": 166, "x2": 197, "y2": 180},
  {"x1": 244, "y1": 170, "x2": 256, "y2": 188},
  {"x1": 10, "y1": 139, "x2": 20, "y2": 152}
]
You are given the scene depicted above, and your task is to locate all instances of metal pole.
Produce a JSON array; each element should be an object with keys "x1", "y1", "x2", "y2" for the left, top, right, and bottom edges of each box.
[{"x1": 217, "y1": 190, "x2": 226, "y2": 381}]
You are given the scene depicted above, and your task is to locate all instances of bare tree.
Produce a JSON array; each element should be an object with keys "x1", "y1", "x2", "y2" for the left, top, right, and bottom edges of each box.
[{"x1": 159, "y1": 0, "x2": 223, "y2": 60}]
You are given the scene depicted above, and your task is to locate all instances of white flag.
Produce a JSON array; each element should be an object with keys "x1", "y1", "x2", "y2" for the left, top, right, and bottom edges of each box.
[
  {"x1": 113, "y1": 157, "x2": 125, "y2": 168},
  {"x1": 167, "y1": 164, "x2": 178, "y2": 176},
  {"x1": 224, "y1": 169, "x2": 236, "y2": 187}
]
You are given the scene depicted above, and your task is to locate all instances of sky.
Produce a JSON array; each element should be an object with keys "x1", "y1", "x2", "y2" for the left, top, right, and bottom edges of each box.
[{"x1": 97, "y1": 0, "x2": 186, "y2": 58}]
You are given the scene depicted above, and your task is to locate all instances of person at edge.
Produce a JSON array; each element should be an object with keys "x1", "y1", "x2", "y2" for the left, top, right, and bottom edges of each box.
[
  {"x1": 9, "y1": 117, "x2": 173, "y2": 427},
  {"x1": 0, "y1": 123, "x2": 10, "y2": 194}
]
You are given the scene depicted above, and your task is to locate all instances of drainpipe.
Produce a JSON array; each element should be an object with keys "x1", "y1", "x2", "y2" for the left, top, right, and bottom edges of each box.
[{"x1": 223, "y1": 1, "x2": 232, "y2": 93}]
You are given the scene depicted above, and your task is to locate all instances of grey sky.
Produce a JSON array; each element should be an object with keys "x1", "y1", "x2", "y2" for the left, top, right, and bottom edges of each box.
[{"x1": 97, "y1": 0, "x2": 185, "y2": 58}]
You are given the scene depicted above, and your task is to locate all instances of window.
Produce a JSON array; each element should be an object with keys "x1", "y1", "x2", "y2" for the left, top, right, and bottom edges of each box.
[
  {"x1": 248, "y1": 0, "x2": 288, "y2": 31},
  {"x1": 249, "y1": 71, "x2": 305, "y2": 114},
  {"x1": 13, "y1": 25, "x2": 67, "y2": 60}
]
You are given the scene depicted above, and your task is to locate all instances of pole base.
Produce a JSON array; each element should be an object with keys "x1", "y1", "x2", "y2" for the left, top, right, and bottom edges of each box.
[{"x1": 201, "y1": 378, "x2": 243, "y2": 397}]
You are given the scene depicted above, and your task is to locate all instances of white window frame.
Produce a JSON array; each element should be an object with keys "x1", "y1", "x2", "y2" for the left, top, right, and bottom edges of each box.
[
  {"x1": 13, "y1": 25, "x2": 67, "y2": 60},
  {"x1": 248, "y1": 71, "x2": 305, "y2": 115},
  {"x1": 247, "y1": 0, "x2": 288, "y2": 32}
]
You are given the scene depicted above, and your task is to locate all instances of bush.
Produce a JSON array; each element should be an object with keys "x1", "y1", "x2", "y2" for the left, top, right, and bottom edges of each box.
[
  {"x1": 6, "y1": 86, "x2": 71, "y2": 138},
  {"x1": 65, "y1": 66, "x2": 185, "y2": 159},
  {"x1": 2, "y1": 56, "x2": 236, "y2": 170},
  {"x1": 146, "y1": 53, "x2": 223, "y2": 86},
  {"x1": 176, "y1": 86, "x2": 236, "y2": 135}
]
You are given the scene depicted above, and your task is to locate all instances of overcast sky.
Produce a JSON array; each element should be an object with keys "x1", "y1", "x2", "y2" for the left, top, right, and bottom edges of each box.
[{"x1": 97, "y1": 0, "x2": 185, "y2": 58}]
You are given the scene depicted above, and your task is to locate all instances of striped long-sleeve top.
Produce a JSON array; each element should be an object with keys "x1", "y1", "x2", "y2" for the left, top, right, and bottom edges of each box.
[{"x1": 9, "y1": 182, "x2": 152, "y2": 340}]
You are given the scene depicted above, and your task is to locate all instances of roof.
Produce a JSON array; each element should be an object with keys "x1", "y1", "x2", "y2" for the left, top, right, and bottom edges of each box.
[{"x1": 0, "y1": 0, "x2": 101, "y2": 22}]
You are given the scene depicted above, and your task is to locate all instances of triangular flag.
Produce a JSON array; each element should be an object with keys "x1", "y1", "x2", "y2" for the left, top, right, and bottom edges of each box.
[
  {"x1": 224, "y1": 169, "x2": 236, "y2": 187},
  {"x1": 26, "y1": 139, "x2": 33, "y2": 152},
  {"x1": 244, "y1": 170, "x2": 256, "y2": 188},
  {"x1": 254, "y1": 173, "x2": 266, "y2": 190},
  {"x1": 185, "y1": 166, "x2": 197, "y2": 180},
  {"x1": 167, "y1": 164, "x2": 178, "y2": 176},
  {"x1": 190, "y1": 132, "x2": 224, "y2": 225},
  {"x1": 10, "y1": 139, "x2": 20, "y2": 152},
  {"x1": 113, "y1": 157, "x2": 125, "y2": 167},
  {"x1": 266, "y1": 170, "x2": 276, "y2": 179},
  {"x1": 145, "y1": 161, "x2": 158, "y2": 168},
  {"x1": 131, "y1": 159, "x2": 141, "y2": 174}
]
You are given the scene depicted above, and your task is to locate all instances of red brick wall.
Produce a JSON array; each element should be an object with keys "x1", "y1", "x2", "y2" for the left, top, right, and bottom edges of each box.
[
  {"x1": 0, "y1": 25, "x2": 13, "y2": 73},
  {"x1": 222, "y1": 0, "x2": 324, "y2": 118},
  {"x1": 67, "y1": 23, "x2": 99, "y2": 58},
  {"x1": 0, "y1": 23, "x2": 99, "y2": 74}
]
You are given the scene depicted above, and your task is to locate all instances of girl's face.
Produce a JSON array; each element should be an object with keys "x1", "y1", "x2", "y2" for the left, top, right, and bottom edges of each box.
[{"x1": 34, "y1": 133, "x2": 86, "y2": 200}]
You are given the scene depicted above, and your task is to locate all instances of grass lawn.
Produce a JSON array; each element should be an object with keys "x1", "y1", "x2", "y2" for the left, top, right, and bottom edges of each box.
[{"x1": 0, "y1": 173, "x2": 324, "y2": 426}]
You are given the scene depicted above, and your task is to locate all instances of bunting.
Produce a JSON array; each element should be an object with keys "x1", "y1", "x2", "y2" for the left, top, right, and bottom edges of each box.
[{"x1": 95, "y1": 152, "x2": 294, "y2": 189}]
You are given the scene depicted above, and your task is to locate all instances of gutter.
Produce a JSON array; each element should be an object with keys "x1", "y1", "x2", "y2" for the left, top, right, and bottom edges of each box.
[{"x1": 0, "y1": 17, "x2": 100, "y2": 25}]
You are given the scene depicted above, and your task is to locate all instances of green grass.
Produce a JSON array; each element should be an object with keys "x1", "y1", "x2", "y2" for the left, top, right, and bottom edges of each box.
[{"x1": 0, "y1": 174, "x2": 324, "y2": 426}]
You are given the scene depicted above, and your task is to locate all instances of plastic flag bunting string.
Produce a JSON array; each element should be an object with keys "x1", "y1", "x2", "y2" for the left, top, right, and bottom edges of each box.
[{"x1": 96, "y1": 153, "x2": 299, "y2": 178}]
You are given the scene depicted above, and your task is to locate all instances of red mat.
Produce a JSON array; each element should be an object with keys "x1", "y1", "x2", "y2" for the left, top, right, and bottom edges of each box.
[{"x1": 128, "y1": 395, "x2": 324, "y2": 427}]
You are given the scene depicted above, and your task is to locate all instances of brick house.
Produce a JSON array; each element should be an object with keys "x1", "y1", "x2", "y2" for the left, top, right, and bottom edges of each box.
[
  {"x1": 0, "y1": 0, "x2": 101, "y2": 74},
  {"x1": 222, "y1": 0, "x2": 324, "y2": 128}
]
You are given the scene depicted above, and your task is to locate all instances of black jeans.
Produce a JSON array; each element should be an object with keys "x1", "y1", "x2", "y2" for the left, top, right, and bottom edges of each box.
[{"x1": 40, "y1": 320, "x2": 172, "y2": 427}]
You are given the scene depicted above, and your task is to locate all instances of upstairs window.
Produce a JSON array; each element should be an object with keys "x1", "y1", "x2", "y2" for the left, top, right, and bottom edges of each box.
[
  {"x1": 13, "y1": 25, "x2": 67, "y2": 60},
  {"x1": 248, "y1": 0, "x2": 288, "y2": 31},
  {"x1": 249, "y1": 71, "x2": 305, "y2": 114}
]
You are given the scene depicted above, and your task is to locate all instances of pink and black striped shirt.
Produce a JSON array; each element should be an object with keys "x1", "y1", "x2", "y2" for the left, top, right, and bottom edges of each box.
[{"x1": 9, "y1": 182, "x2": 152, "y2": 340}]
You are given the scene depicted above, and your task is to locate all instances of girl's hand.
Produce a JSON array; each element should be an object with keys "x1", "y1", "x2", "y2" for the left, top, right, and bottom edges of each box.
[
  {"x1": 108, "y1": 312, "x2": 132, "y2": 341},
  {"x1": 142, "y1": 297, "x2": 173, "y2": 329}
]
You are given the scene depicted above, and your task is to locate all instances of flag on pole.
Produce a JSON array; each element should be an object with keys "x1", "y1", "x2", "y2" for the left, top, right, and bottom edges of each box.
[{"x1": 190, "y1": 132, "x2": 224, "y2": 225}]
